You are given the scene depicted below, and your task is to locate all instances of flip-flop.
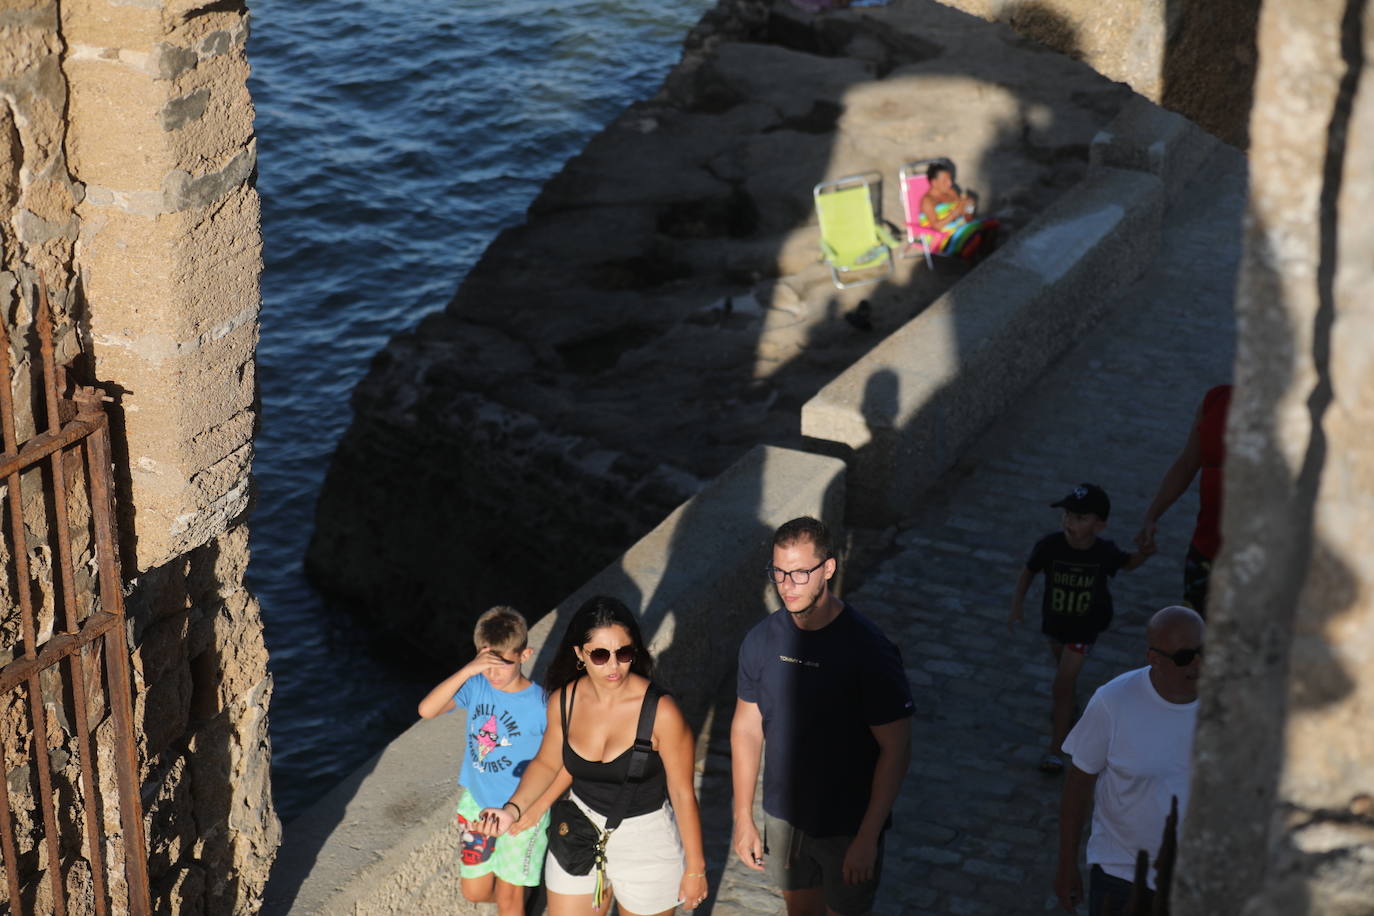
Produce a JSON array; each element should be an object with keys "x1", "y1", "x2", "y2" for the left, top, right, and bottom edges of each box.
[{"x1": 1039, "y1": 753, "x2": 1065, "y2": 774}]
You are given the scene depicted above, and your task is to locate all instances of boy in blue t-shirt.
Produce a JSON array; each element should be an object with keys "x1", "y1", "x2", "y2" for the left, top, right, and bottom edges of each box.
[
  {"x1": 1007, "y1": 484, "x2": 1153, "y2": 773},
  {"x1": 418, "y1": 606, "x2": 558, "y2": 915}
]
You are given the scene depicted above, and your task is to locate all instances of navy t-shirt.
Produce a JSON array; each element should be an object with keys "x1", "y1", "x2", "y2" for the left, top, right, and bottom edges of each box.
[
  {"x1": 737, "y1": 603, "x2": 913, "y2": 837},
  {"x1": 1026, "y1": 532, "x2": 1131, "y2": 642}
]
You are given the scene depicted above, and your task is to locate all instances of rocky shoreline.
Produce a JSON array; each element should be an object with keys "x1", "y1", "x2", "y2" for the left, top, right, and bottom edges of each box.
[{"x1": 306, "y1": 0, "x2": 1132, "y2": 658}]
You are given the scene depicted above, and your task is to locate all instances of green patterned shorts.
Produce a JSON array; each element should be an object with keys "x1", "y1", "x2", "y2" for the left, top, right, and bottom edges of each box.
[{"x1": 455, "y1": 789, "x2": 549, "y2": 886}]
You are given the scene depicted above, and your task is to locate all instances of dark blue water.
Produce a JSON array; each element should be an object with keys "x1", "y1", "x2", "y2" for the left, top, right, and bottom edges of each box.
[{"x1": 247, "y1": 0, "x2": 711, "y2": 820}]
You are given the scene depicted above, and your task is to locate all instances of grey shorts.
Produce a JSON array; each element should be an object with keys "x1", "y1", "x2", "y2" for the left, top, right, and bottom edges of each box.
[{"x1": 763, "y1": 811, "x2": 883, "y2": 916}]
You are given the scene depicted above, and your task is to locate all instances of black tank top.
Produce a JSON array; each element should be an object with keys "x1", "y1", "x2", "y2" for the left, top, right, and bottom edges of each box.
[{"x1": 560, "y1": 679, "x2": 668, "y2": 817}]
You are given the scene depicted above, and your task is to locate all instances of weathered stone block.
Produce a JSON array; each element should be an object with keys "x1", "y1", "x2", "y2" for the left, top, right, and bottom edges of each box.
[
  {"x1": 163, "y1": 52, "x2": 253, "y2": 160},
  {"x1": 64, "y1": 60, "x2": 173, "y2": 187},
  {"x1": 224, "y1": 677, "x2": 276, "y2": 845},
  {"x1": 202, "y1": 592, "x2": 268, "y2": 712},
  {"x1": 60, "y1": 0, "x2": 162, "y2": 50},
  {"x1": 126, "y1": 442, "x2": 252, "y2": 570},
  {"x1": 142, "y1": 755, "x2": 195, "y2": 879},
  {"x1": 151, "y1": 866, "x2": 207, "y2": 916},
  {"x1": 185, "y1": 521, "x2": 252, "y2": 603},
  {"x1": 80, "y1": 177, "x2": 258, "y2": 311},
  {"x1": 91, "y1": 318, "x2": 255, "y2": 436},
  {"x1": 136, "y1": 611, "x2": 193, "y2": 758},
  {"x1": 125, "y1": 551, "x2": 192, "y2": 630}
]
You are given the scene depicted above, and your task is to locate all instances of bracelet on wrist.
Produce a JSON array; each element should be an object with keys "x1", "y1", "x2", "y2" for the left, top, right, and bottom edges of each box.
[
  {"x1": 685, "y1": 872, "x2": 706, "y2": 878},
  {"x1": 503, "y1": 800, "x2": 523, "y2": 819}
]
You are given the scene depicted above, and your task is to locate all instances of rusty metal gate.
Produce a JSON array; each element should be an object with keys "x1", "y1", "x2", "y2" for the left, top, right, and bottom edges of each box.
[{"x1": 0, "y1": 279, "x2": 149, "y2": 914}]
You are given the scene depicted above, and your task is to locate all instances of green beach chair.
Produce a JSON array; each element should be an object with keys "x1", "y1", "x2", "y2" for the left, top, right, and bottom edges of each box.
[{"x1": 814, "y1": 172, "x2": 897, "y2": 289}]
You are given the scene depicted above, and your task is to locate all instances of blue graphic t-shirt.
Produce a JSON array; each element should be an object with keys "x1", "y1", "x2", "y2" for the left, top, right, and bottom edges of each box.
[{"x1": 452, "y1": 677, "x2": 548, "y2": 809}]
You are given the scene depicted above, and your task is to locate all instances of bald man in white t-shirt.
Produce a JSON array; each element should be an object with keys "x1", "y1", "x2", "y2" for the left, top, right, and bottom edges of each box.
[{"x1": 1053, "y1": 606, "x2": 1204, "y2": 914}]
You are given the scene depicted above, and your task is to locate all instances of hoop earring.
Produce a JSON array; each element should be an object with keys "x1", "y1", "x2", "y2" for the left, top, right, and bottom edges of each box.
[{"x1": 575, "y1": 658, "x2": 585, "y2": 670}]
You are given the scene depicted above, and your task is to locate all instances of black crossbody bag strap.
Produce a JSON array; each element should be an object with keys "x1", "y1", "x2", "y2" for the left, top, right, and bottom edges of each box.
[
  {"x1": 560, "y1": 678, "x2": 577, "y2": 737},
  {"x1": 603, "y1": 683, "x2": 661, "y2": 833}
]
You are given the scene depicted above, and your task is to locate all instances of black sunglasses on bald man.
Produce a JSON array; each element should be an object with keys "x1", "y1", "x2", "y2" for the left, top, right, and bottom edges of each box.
[{"x1": 1149, "y1": 644, "x2": 1204, "y2": 666}]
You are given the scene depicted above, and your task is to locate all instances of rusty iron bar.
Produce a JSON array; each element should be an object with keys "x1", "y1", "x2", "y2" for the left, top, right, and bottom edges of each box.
[
  {"x1": 35, "y1": 285, "x2": 81, "y2": 637},
  {"x1": 0, "y1": 419, "x2": 100, "y2": 484},
  {"x1": 37, "y1": 281, "x2": 111, "y2": 913},
  {"x1": 0, "y1": 276, "x2": 151, "y2": 914},
  {"x1": 0, "y1": 613, "x2": 119, "y2": 699},
  {"x1": 83, "y1": 404, "x2": 151, "y2": 914},
  {"x1": 0, "y1": 280, "x2": 68, "y2": 916},
  {"x1": 0, "y1": 344, "x2": 27, "y2": 914},
  {"x1": 0, "y1": 732, "x2": 22, "y2": 913}
]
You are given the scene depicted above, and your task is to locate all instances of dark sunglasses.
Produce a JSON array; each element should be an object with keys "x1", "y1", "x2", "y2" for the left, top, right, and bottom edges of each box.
[
  {"x1": 1149, "y1": 644, "x2": 1204, "y2": 666},
  {"x1": 586, "y1": 645, "x2": 635, "y2": 666}
]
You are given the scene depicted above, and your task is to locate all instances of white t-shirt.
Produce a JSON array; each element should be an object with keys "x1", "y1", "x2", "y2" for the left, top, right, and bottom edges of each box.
[{"x1": 1062, "y1": 667, "x2": 1197, "y2": 886}]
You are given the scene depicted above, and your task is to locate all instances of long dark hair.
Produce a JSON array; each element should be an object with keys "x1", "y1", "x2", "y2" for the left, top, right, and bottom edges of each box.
[{"x1": 544, "y1": 595, "x2": 655, "y2": 694}]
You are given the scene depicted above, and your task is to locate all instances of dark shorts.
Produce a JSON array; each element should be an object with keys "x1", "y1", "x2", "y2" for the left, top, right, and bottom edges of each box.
[
  {"x1": 1048, "y1": 638, "x2": 1095, "y2": 656},
  {"x1": 1043, "y1": 622, "x2": 1105, "y2": 647},
  {"x1": 1183, "y1": 544, "x2": 1214, "y2": 618},
  {"x1": 763, "y1": 811, "x2": 883, "y2": 915},
  {"x1": 1089, "y1": 864, "x2": 1153, "y2": 916}
]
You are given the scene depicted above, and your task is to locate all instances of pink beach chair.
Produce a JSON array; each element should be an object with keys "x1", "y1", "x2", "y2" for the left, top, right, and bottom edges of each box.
[{"x1": 899, "y1": 159, "x2": 955, "y2": 270}]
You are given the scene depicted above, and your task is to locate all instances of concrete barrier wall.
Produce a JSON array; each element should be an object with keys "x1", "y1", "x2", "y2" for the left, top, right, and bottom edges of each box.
[
  {"x1": 267, "y1": 444, "x2": 846, "y2": 914},
  {"x1": 1089, "y1": 96, "x2": 1219, "y2": 207},
  {"x1": 799, "y1": 97, "x2": 1219, "y2": 527}
]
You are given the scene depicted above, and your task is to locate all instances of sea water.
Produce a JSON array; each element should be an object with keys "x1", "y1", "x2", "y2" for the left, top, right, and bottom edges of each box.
[{"x1": 247, "y1": 0, "x2": 710, "y2": 819}]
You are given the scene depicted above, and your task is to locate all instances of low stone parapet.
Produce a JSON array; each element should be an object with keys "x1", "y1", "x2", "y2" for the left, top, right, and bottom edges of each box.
[
  {"x1": 801, "y1": 165, "x2": 1165, "y2": 526},
  {"x1": 266, "y1": 444, "x2": 845, "y2": 914},
  {"x1": 1090, "y1": 95, "x2": 1220, "y2": 206}
]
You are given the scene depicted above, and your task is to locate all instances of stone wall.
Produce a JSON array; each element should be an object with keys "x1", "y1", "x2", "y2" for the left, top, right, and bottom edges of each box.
[
  {"x1": 931, "y1": 0, "x2": 1260, "y2": 147},
  {"x1": 0, "y1": 1, "x2": 274, "y2": 913},
  {"x1": 1174, "y1": 0, "x2": 1374, "y2": 912}
]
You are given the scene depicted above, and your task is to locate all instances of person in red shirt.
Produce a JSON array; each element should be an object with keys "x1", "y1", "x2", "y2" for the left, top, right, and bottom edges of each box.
[{"x1": 1135, "y1": 385, "x2": 1233, "y2": 617}]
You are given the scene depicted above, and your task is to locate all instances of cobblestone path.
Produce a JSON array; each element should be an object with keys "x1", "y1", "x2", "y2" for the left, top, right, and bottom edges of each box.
[{"x1": 701, "y1": 145, "x2": 1247, "y2": 916}]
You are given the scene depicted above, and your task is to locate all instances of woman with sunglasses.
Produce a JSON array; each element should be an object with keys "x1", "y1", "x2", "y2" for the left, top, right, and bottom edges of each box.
[{"x1": 476, "y1": 595, "x2": 709, "y2": 915}]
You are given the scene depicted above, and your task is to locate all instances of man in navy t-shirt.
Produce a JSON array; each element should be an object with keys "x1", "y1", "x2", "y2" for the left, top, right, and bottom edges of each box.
[{"x1": 731, "y1": 516, "x2": 913, "y2": 916}]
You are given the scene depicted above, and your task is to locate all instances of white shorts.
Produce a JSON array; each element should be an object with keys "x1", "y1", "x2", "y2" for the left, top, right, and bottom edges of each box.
[{"x1": 544, "y1": 792, "x2": 684, "y2": 914}]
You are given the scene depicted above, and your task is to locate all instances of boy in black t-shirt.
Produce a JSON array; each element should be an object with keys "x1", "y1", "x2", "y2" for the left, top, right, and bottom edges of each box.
[{"x1": 1008, "y1": 483, "x2": 1153, "y2": 773}]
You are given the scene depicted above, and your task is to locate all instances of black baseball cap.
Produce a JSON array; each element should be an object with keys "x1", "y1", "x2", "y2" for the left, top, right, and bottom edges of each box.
[{"x1": 1051, "y1": 483, "x2": 1110, "y2": 519}]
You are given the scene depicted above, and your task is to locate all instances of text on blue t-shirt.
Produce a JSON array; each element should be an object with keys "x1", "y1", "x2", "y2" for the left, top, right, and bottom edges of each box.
[{"x1": 452, "y1": 676, "x2": 548, "y2": 810}]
